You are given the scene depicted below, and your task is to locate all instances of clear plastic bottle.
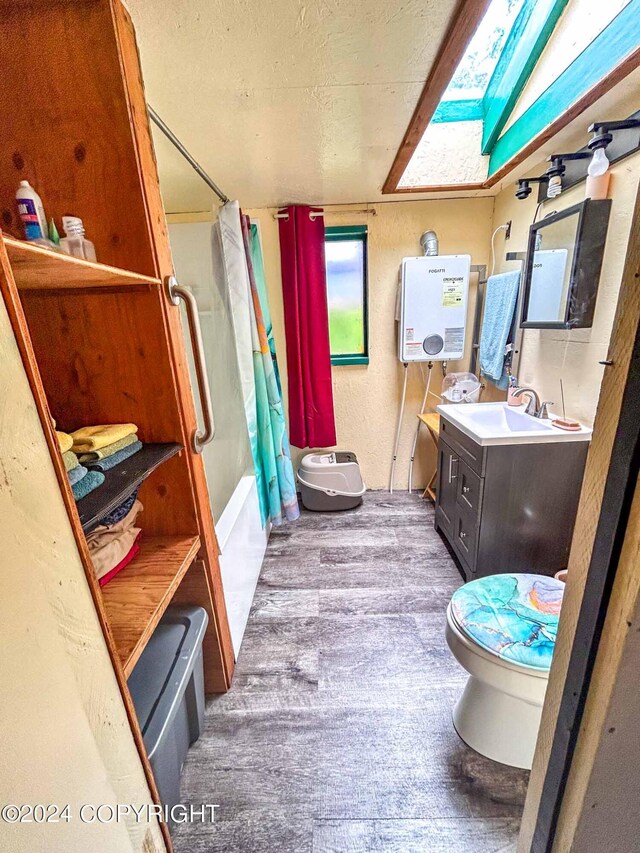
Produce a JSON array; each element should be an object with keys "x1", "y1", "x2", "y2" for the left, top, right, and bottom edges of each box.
[
  {"x1": 59, "y1": 216, "x2": 97, "y2": 261},
  {"x1": 16, "y1": 180, "x2": 47, "y2": 241}
]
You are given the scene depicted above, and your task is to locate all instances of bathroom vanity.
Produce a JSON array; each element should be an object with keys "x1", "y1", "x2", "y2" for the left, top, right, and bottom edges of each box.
[{"x1": 434, "y1": 403, "x2": 591, "y2": 581}]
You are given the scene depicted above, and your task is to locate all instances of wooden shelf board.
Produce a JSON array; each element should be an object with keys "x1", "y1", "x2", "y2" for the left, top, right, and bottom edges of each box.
[
  {"x1": 101, "y1": 534, "x2": 201, "y2": 676},
  {"x1": 76, "y1": 443, "x2": 182, "y2": 533},
  {"x1": 3, "y1": 235, "x2": 161, "y2": 291}
]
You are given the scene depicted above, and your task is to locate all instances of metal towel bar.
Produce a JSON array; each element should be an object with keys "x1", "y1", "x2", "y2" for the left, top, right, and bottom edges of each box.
[{"x1": 166, "y1": 276, "x2": 215, "y2": 453}]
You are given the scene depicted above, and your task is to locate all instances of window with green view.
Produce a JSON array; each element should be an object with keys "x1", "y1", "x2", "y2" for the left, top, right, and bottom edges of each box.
[{"x1": 324, "y1": 225, "x2": 368, "y2": 365}]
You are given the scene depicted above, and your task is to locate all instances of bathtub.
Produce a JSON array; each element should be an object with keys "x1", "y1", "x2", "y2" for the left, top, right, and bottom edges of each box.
[{"x1": 215, "y1": 474, "x2": 269, "y2": 658}]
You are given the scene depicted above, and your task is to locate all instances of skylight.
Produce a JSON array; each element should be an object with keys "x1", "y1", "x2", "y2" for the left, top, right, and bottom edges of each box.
[
  {"x1": 442, "y1": 0, "x2": 525, "y2": 103},
  {"x1": 389, "y1": 0, "x2": 639, "y2": 193}
]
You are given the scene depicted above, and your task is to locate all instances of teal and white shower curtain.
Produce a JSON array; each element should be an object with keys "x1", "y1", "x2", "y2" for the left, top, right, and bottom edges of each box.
[{"x1": 213, "y1": 201, "x2": 299, "y2": 526}]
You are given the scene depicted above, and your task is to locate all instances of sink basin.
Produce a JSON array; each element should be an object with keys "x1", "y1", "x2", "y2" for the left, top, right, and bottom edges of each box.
[{"x1": 436, "y1": 402, "x2": 592, "y2": 446}]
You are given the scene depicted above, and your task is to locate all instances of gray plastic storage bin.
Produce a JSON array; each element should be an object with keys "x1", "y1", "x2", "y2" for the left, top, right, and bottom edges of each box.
[
  {"x1": 128, "y1": 605, "x2": 208, "y2": 824},
  {"x1": 297, "y1": 451, "x2": 366, "y2": 511}
]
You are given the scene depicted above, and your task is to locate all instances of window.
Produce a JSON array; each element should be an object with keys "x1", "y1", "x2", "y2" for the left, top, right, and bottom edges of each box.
[{"x1": 324, "y1": 225, "x2": 368, "y2": 365}]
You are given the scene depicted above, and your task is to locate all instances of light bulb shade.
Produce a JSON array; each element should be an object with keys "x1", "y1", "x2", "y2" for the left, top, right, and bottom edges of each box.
[{"x1": 588, "y1": 147, "x2": 609, "y2": 177}]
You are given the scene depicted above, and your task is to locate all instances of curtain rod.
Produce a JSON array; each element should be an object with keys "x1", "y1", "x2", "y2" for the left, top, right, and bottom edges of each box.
[
  {"x1": 148, "y1": 105, "x2": 229, "y2": 205},
  {"x1": 274, "y1": 207, "x2": 377, "y2": 220}
]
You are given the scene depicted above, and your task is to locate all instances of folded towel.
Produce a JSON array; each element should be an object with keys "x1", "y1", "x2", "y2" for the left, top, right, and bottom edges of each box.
[
  {"x1": 62, "y1": 450, "x2": 79, "y2": 472},
  {"x1": 479, "y1": 270, "x2": 521, "y2": 390},
  {"x1": 86, "y1": 440, "x2": 142, "y2": 472},
  {"x1": 71, "y1": 423, "x2": 138, "y2": 453},
  {"x1": 79, "y1": 433, "x2": 138, "y2": 463},
  {"x1": 56, "y1": 431, "x2": 73, "y2": 453},
  {"x1": 68, "y1": 464, "x2": 88, "y2": 486},
  {"x1": 72, "y1": 469, "x2": 105, "y2": 500},
  {"x1": 98, "y1": 489, "x2": 139, "y2": 527},
  {"x1": 87, "y1": 500, "x2": 143, "y2": 552},
  {"x1": 99, "y1": 535, "x2": 142, "y2": 587},
  {"x1": 91, "y1": 525, "x2": 142, "y2": 581}
]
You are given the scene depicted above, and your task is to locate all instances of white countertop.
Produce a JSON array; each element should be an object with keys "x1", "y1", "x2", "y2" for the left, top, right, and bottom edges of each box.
[{"x1": 436, "y1": 401, "x2": 592, "y2": 447}]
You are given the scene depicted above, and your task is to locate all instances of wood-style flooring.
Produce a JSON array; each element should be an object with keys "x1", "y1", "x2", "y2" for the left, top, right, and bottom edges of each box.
[{"x1": 173, "y1": 491, "x2": 529, "y2": 852}]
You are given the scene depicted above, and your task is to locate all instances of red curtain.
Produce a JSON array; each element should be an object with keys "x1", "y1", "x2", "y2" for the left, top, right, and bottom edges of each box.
[{"x1": 278, "y1": 205, "x2": 336, "y2": 448}]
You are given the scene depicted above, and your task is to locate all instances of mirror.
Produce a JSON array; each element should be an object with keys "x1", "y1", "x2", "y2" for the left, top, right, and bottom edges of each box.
[{"x1": 520, "y1": 198, "x2": 611, "y2": 329}]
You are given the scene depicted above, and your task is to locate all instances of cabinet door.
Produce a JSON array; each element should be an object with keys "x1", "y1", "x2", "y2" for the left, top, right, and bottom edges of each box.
[
  {"x1": 436, "y1": 440, "x2": 459, "y2": 536},
  {"x1": 454, "y1": 504, "x2": 479, "y2": 570},
  {"x1": 456, "y1": 459, "x2": 483, "y2": 514}
]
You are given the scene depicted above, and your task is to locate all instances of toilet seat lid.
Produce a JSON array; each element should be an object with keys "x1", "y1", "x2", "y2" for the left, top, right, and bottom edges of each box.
[{"x1": 450, "y1": 574, "x2": 565, "y2": 672}]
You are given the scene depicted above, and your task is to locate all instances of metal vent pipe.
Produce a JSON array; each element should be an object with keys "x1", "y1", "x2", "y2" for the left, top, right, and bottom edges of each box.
[{"x1": 420, "y1": 230, "x2": 439, "y2": 256}]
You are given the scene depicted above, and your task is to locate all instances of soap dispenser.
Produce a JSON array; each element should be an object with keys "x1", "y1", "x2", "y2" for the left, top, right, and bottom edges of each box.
[{"x1": 60, "y1": 216, "x2": 97, "y2": 262}]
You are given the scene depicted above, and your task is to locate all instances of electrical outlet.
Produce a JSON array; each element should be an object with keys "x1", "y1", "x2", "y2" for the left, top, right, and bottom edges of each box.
[{"x1": 505, "y1": 220, "x2": 512, "y2": 240}]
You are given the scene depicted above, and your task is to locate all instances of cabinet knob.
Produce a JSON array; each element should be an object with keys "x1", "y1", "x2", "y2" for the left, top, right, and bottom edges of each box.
[
  {"x1": 460, "y1": 531, "x2": 467, "y2": 539},
  {"x1": 462, "y1": 485, "x2": 470, "y2": 494}
]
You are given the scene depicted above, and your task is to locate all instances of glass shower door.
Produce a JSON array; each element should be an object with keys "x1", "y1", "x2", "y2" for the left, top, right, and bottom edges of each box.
[{"x1": 169, "y1": 220, "x2": 252, "y2": 521}]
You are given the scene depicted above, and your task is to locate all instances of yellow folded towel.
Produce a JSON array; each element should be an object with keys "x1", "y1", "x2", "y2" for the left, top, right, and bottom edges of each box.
[
  {"x1": 56, "y1": 431, "x2": 73, "y2": 453},
  {"x1": 62, "y1": 450, "x2": 79, "y2": 472},
  {"x1": 78, "y1": 433, "x2": 138, "y2": 463},
  {"x1": 71, "y1": 424, "x2": 138, "y2": 453}
]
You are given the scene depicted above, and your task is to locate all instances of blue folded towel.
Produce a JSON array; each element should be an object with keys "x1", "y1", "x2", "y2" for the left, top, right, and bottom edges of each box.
[
  {"x1": 479, "y1": 270, "x2": 521, "y2": 390},
  {"x1": 68, "y1": 464, "x2": 88, "y2": 486},
  {"x1": 86, "y1": 440, "x2": 143, "y2": 472},
  {"x1": 72, "y1": 470, "x2": 105, "y2": 500}
]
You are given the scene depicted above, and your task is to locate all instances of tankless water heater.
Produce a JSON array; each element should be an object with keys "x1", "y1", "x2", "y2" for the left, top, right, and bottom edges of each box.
[{"x1": 398, "y1": 255, "x2": 471, "y2": 362}]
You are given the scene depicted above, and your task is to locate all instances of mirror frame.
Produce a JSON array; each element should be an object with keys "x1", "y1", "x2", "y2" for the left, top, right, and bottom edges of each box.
[{"x1": 520, "y1": 198, "x2": 612, "y2": 330}]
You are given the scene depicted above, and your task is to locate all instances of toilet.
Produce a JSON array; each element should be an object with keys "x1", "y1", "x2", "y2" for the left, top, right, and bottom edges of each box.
[{"x1": 445, "y1": 573, "x2": 565, "y2": 770}]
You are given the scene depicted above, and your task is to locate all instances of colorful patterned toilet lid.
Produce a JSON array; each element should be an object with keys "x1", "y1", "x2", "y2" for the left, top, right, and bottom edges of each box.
[{"x1": 450, "y1": 573, "x2": 565, "y2": 671}]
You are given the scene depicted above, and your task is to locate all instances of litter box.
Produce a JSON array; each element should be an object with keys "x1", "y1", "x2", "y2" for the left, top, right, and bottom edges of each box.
[{"x1": 297, "y1": 451, "x2": 366, "y2": 511}]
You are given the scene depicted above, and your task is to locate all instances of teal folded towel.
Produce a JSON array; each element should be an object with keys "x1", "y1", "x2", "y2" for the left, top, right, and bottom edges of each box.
[
  {"x1": 68, "y1": 464, "x2": 88, "y2": 486},
  {"x1": 72, "y1": 470, "x2": 105, "y2": 500},
  {"x1": 87, "y1": 440, "x2": 143, "y2": 472},
  {"x1": 479, "y1": 270, "x2": 521, "y2": 390}
]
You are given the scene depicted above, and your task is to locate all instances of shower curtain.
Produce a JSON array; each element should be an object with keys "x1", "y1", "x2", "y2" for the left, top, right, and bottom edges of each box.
[{"x1": 214, "y1": 201, "x2": 299, "y2": 526}]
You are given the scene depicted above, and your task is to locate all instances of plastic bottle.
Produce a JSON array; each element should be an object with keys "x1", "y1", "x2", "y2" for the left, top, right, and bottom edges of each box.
[
  {"x1": 60, "y1": 216, "x2": 97, "y2": 262},
  {"x1": 16, "y1": 180, "x2": 47, "y2": 241}
]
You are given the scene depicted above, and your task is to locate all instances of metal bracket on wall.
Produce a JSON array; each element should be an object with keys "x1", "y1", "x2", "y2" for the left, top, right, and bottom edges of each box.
[
  {"x1": 508, "y1": 253, "x2": 528, "y2": 379},
  {"x1": 469, "y1": 264, "x2": 487, "y2": 376}
]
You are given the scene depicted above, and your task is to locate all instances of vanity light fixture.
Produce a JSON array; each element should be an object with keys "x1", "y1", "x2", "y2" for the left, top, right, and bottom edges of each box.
[{"x1": 515, "y1": 176, "x2": 549, "y2": 200}]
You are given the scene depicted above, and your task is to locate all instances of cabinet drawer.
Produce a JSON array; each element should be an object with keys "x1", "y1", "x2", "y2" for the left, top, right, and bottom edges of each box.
[
  {"x1": 439, "y1": 417, "x2": 485, "y2": 475},
  {"x1": 456, "y1": 461, "x2": 482, "y2": 514}
]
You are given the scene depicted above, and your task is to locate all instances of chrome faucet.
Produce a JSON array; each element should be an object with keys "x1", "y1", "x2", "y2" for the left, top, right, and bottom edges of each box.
[{"x1": 512, "y1": 387, "x2": 553, "y2": 418}]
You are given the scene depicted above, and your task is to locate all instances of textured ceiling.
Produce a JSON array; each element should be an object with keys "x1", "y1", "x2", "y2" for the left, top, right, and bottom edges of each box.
[{"x1": 126, "y1": 0, "x2": 460, "y2": 210}]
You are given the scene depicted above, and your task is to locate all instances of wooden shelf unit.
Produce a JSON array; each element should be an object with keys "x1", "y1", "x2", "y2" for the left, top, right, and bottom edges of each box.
[
  {"x1": 3, "y1": 236, "x2": 161, "y2": 291},
  {"x1": 101, "y1": 534, "x2": 201, "y2": 676},
  {"x1": 0, "y1": 5, "x2": 235, "y2": 847}
]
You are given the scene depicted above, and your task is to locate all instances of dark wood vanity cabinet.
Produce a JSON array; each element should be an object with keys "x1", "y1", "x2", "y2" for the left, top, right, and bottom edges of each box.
[{"x1": 434, "y1": 417, "x2": 588, "y2": 582}]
